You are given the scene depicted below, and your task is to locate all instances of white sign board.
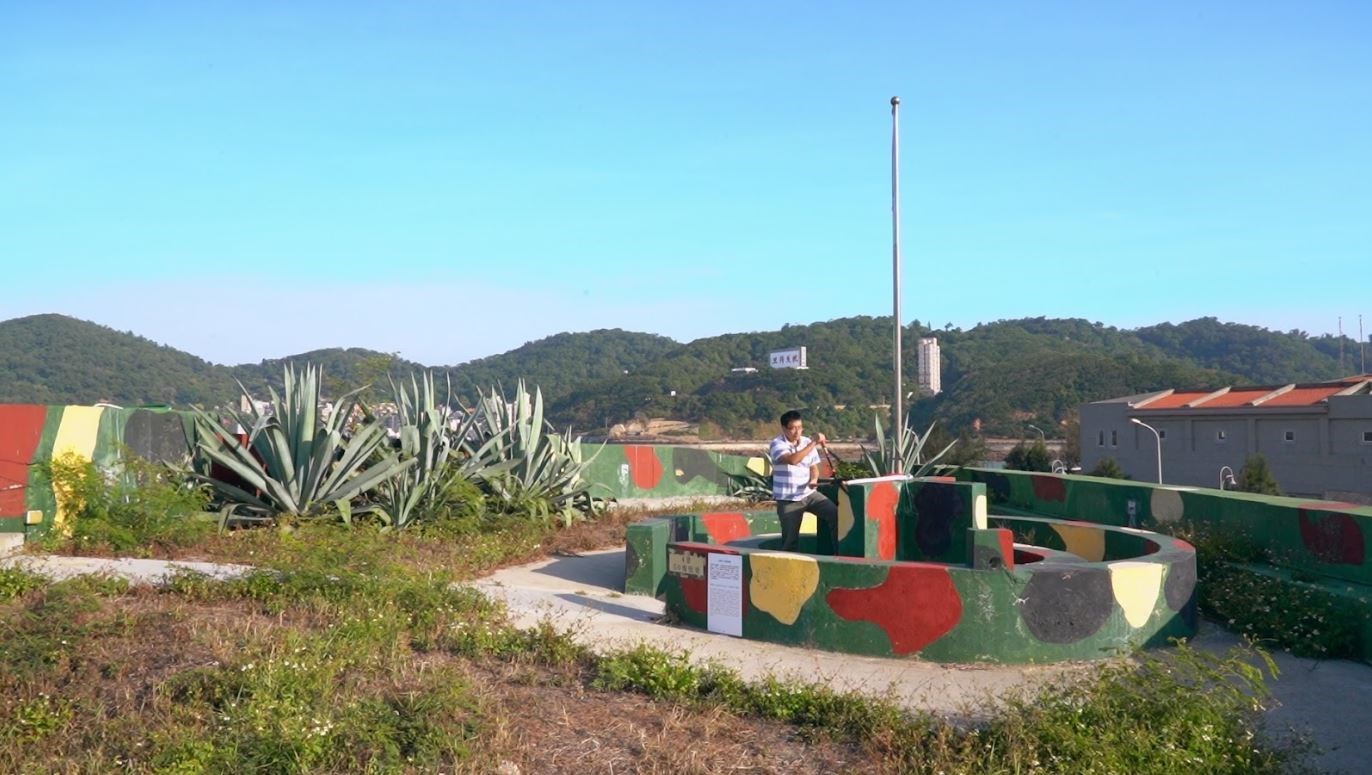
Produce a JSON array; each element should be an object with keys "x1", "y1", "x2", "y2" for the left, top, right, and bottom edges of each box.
[
  {"x1": 707, "y1": 553, "x2": 743, "y2": 637},
  {"x1": 768, "y1": 346, "x2": 808, "y2": 369}
]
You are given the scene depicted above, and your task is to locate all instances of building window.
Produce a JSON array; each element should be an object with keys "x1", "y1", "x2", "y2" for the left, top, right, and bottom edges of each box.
[
  {"x1": 1110, "y1": 430, "x2": 1118, "y2": 447},
  {"x1": 1363, "y1": 430, "x2": 1372, "y2": 444},
  {"x1": 1216, "y1": 430, "x2": 1227, "y2": 442},
  {"x1": 1097, "y1": 430, "x2": 1105, "y2": 447},
  {"x1": 1157, "y1": 429, "x2": 1167, "y2": 440},
  {"x1": 1284, "y1": 430, "x2": 1295, "y2": 442}
]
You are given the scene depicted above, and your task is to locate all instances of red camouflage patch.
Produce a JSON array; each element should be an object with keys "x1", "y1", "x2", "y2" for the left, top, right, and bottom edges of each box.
[
  {"x1": 624, "y1": 445, "x2": 664, "y2": 490},
  {"x1": 1030, "y1": 475, "x2": 1067, "y2": 502},
  {"x1": 0, "y1": 405, "x2": 47, "y2": 516},
  {"x1": 827, "y1": 564, "x2": 963, "y2": 654},
  {"x1": 1298, "y1": 510, "x2": 1365, "y2": 566},
  {"x1": 702, "y1": 512, "x2": 751, "y2": 544},
  {"x1": 868, "y1": 481, "x2": 900, "y2": 561}
]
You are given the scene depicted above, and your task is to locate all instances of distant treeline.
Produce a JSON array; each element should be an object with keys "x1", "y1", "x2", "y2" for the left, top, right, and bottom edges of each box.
[{"x1": 0, "y1": 313, "x2": 1361, "y2": 439}]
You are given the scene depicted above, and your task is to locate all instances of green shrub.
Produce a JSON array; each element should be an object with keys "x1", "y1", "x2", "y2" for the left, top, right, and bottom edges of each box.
[
  {"x1": 42, "y1": 452, "x2": 213, "y2": 553},
  {"x1": 1, "y1": 694, "x2": 74, "y2": 743},
  {"x1": 1087, "y1": 457, "x2": 1128, "y2": 479},
  {"x1": 1201, "y1": 565, "x2": 1363, "y2": 658},
  {"x1": 594, "y1": 645, "x2": 702, "y2": 699},
  {"x1": 833, "y1": 458, "x2": 875, "y2": 480},
  {"x1": 1237, "y1": 453, "x2": 1282, "y2": 495},
  {"x1": 0, "y1": 567, "x2": 48, "y2": 601},
  {"x1": 1004, "y1": 440, "x2": 1053, "y2": 472},
  {"x1": 1177, "y1": 521, "x2": 1365, "y2": 658},
  {"x1": 584, "y1": 640, "x2": 1296, "y2": 773},
  {"x1": 979, "y1": 644, "x2": 1291, "y2": 774}
]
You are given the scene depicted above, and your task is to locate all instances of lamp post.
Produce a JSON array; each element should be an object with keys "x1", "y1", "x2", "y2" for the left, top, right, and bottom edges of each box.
[
  {"x1": 1130, "y1": 418, "x2": 1163, "y2": 484},
  {"x1": 1027, "y1": 424, "x2": 1046, "y2": 444},
  {"x1": 1219, "y1": 466, "x2": 1236, "y2": 491}
]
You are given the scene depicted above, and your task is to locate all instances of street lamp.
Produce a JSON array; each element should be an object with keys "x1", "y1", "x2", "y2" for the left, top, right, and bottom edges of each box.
[
  {"x1": 1027, "y1": 424, "x2": 1046, "y2": 443},
  {"x1": 1219, "y1": 466, "x2": 1237, "y2": 491},
  {"x1": 1130, "y1": 418, "x2": 1163, "y2": 484}
]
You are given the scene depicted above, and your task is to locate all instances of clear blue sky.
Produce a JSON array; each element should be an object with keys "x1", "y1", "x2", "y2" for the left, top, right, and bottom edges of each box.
[{"x1": 3, "y1": 2, "x2": 1369, "y2": 365}]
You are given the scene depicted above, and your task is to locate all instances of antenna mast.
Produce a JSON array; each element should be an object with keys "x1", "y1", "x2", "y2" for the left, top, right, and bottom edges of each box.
[{"x1": 1339, "y1": 317, "x2": 1345, "y2": 374}]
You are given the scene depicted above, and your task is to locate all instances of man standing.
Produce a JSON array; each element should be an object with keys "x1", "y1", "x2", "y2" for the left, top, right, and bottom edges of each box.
[{"x1": 769, "y1": 410, "x2": 839, "y2": 553}]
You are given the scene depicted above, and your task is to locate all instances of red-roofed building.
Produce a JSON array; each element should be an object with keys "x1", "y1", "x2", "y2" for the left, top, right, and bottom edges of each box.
[{"x1": 1081, "y1": 375, "x2": 1372, "y2": 502}]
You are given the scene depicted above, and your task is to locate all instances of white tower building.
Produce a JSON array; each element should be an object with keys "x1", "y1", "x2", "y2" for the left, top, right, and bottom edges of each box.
[{"x1": 917, "y1": 337, "x2": 942, "y2": 396}]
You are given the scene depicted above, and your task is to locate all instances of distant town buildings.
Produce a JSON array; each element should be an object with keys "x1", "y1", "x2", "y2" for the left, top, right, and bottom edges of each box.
[
  {"x1": 1080, "y1": 375, "x2": 1372, "y2": 502},
  {"x1": 917, "y1": 337, "x2": 942, "y2": 396}
]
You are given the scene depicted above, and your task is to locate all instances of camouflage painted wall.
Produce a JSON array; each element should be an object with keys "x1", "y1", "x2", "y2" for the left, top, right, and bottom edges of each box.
[
  {"x1": 626, "y1": 476, "x2": 1195, "y2": 663},
  {"x1": 955, "y1": 467, "x2": 1372, "y2": 661},
  {"x1": 954, "y1": 468, "x2": 1372, "y2": 587},
  {"x1": 0, "y1": 404, "x2": 194, "y2": 536},
  {"x1": 583, "y1": 444, "x2": 770, "y2": 500}
]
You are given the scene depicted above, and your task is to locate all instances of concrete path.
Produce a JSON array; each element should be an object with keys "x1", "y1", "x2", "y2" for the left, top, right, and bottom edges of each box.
[
  {"x1": 1192, "y1": 624, "x2": 1371, "y2": 774},
  {"x1": 1, "y1": 554, "x2": 256, "y2": 584},
  {"x1": 472, "y1": 549, "x2": 1081, "y2": 721},
  {"x1": 475, "y1": 548, "x2": 1370, "y2": 774}
]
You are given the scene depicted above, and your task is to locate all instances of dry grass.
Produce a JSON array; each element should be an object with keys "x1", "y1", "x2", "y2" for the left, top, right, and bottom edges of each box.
[
  {"x1": 0, "y1": 580, "x2": 877, "y2": 774},
  {"x1": 32, "y1": 498, "x2": 752, "y2": 581},
  {"x1": 471, "y1": 661, "x2": 863, "y2": 774},
  {"x1": 4, "y1": 496, "x2": 1299, "y2": 774}
]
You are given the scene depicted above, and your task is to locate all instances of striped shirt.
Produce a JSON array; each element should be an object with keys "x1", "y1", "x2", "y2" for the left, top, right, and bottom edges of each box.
[{"x1": 770, "y1": 434, "x2": 819, "y2": 501}]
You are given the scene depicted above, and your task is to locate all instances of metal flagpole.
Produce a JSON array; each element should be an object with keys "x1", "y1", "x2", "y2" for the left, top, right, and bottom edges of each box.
[{"x1": 891, "y1": 95, "x2": 903, "y2": 474}]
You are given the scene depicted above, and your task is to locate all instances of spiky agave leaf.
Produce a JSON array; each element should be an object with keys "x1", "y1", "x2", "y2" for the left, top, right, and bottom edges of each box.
[
  {"x1": 372, "y1": 371, "x2": 474, "y2": 529},
  {"x1": 456, "y1": 379, "x2": 601, "y2": 523},
  {"x1": 862, "y1": 413, "x2": 957, "y2": 478},
  {"x1": 190, "y1": 363, "x2": 413, "y2": 518}
]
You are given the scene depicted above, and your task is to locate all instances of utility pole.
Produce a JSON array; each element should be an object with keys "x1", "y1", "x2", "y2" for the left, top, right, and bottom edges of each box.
[
  {"x1": 890, "y1": 95, "x2": 903, "y2": 472},
  {"x1": 1362, "y1": 314, "x2": 1367, "y2": 374}
]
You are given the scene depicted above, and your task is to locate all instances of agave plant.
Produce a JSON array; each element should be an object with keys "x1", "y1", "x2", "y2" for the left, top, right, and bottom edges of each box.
[
  {"x1": 862, "y1": 413, "x2": 957, "y2": 478},
  {"x1": 189, "y1": 364, "x2": 413, "y2": 520},
  {"x1": 459, "y1": 380, "x2": 600, "y2": 526},
  {"x1": 369, "y1": 372, "x2": 457, "y2": 529},
  {"x1": 726, "y1": 468, "x2": 773, "y2": 503}
]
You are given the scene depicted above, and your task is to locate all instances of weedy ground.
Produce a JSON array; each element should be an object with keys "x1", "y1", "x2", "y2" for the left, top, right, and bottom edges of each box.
[{"x1": 2, "y1": 505, "x2": 1312, "y2": 774}]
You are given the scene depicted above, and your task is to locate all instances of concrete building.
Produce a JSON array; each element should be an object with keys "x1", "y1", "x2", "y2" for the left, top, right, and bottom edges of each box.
[
  {"x1": 917, "y1": 337, "x2": 942, "y2": 396},
  {"x1": 1080, "y1": 375, "x2": 1372, "y2": 502}
]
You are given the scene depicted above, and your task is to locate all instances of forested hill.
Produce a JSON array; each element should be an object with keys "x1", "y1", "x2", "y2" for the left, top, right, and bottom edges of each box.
[
  {"x1": 445, "y1": 329, "x2": 679, "y2": 399},
  {"x1": 0, "y1": 314, "x2": 237, "y2": 405},
  {"x1": 0, "y1": 315, "x2": 680, "y2": 409},
  {"x1": 547, "y1": 316, "x2": 1363, "y2": 437},
  {"x1": 1134, "y1": 317, "x2": 1359, "y2": 385},
  {"x1": 228, "y1": 329, "x2": 680, "y2": 402},
  {"x1": 0, "y1": 313, "x2": 1364, "y2": 437}
]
